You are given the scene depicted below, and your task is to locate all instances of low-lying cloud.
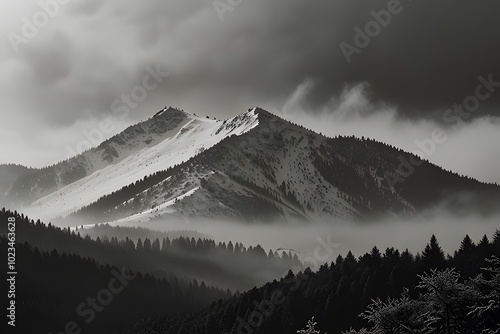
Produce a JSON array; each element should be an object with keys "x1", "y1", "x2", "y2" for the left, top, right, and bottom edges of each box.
[{"x1": 83, "y1": 208, "x2": 500, "y2": 270}]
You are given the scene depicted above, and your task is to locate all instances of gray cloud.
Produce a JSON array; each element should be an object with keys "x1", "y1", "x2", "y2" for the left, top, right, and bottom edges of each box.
[
  {"x1": 0, "y1": 0, "x2": 499, "y2": 182},
  {"x1": 278, "y1": 80, "x2": 500, "y2": 185}
]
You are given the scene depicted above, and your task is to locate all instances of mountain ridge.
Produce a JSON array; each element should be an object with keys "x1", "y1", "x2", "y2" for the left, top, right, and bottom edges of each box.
[{"x1": 6, "y1": 107, "x2": 500, "y2": 224}]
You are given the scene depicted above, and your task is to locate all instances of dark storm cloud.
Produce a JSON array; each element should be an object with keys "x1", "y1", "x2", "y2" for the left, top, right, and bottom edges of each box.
[
  {"x1": 3, "y1": 0, "x2": 500, "y2": 124},
  {"x1": 174, "y1": 0, "x2": 500, "y2": 121},
  {"x1": 319, "y1": 0, "x2": 500, "y2": 120}
]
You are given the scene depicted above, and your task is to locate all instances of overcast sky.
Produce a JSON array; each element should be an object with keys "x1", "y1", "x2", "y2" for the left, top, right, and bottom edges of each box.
[{"x1": 0, "y1": 0, "x2": 499, "y2": 184}]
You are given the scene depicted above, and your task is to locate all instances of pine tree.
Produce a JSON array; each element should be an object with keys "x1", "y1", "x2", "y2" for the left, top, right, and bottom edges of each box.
[
  {"x1": 143, "y1": 238, "x2": 152, "y2": 251},
  {"x1": 422, "y1": 234, "x2": 445, "y2": 269},
  {"x1": 370, "y1": 246, "x2": 382, "y2": 264},
  {"x1": 493, "y1": 230, "x2": 500, "y2": 245},
  {"x1": 468, "y1": 256, "x2": 500, "y2": 331},
  {"x1": 459, "y1": 235, "x2": 475, "y2": 253},
  {"x1": 478, "y1": 234, "x2": 490, "y2": 247},
  {"x1": 136, "y1": 238, "x2": 143, "y2": 251}
]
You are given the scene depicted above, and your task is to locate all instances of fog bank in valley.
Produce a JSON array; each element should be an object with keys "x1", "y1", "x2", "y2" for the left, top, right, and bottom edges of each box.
[{"x1": 82, "y1": 208, "x2": 500, "y2": 271}]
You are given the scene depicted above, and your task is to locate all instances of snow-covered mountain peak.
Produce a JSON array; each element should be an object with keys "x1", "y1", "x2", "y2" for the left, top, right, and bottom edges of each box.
[
  {"x1": 152, "y1": 106, "x2": 187, "y2": 120},
  {"x1": 11, "y1": 106, "x2": 500, "y2": 225},
  {"x1": 214, "y1": 108, "x2": 259, "y2": 136},
  {"x1": 17, "y1": 107, "x2": 260, "y2": 221}
]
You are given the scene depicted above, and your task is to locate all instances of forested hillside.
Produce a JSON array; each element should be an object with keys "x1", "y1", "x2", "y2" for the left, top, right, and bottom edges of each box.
[
  {"x1": 4, "y1": 239, "x2": 228, "y2": 334},
  {"x1": 1, "y1": 209, "x2": 300, "y2": 291},
  {"x1": 127, "y1": 231, "x2": 500, "y2": 333}
]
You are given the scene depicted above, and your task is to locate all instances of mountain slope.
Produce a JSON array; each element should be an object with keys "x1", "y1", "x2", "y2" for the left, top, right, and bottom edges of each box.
[
  {"x1": 0, "y1": 164, "x2": 36, "y2": 207},
  {"x1": 62, "y1": 108, "x2": 500, "y2": 224},
  {"x1": 9, "y1": 107, "x2": 190, "y2": 205},
  {"x1": 12, "y1": 107, "x2": 258, "y2": 221}
]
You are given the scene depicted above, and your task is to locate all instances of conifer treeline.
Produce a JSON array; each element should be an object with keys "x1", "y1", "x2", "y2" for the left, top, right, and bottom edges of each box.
[
  {"x1": 2, "y1": 238, "x2": 229, "y2": 334},
  {"x1": 0, "y1": 208, "x2": 300, "y2": 291},
  {"x1": 127, "y1": 231, "x2": 500, "y2": 334}
]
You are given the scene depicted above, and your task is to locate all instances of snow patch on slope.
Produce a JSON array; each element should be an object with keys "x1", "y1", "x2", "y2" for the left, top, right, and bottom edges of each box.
[{"x1": 24, "y1": 110, "x2": 259, "y2": 221}]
